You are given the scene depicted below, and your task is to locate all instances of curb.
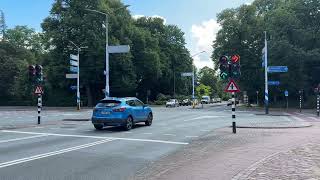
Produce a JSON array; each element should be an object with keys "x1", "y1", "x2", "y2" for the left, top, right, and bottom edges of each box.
[{"x1": 235, "y1": 124, "x2": 312, "y2": 129}]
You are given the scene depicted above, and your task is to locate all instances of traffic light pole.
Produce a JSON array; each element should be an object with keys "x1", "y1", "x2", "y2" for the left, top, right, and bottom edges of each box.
[
  {"x1": 317, "y1": 93, "x2": 319, "y2": 117},
  {"x1": 232, "y1": 92, "x2": 236, "y2": 134},
  {"x1": 37, "y1": 94, "x2": 42, "y2": 124},
  {"x1": 299, "y1": 90, "x2": 302, "y2": 112}
]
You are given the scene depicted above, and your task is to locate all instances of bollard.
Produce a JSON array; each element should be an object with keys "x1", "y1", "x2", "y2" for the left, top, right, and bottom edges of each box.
[{"x1": 37, "y1": 94, "x2": 42, "y2": 124}]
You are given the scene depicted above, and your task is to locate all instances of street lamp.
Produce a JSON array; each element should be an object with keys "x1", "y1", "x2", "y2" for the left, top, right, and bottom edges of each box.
[
  {"x1": 85, "y1": 5, "x2": 130, "y2": 98},
  {"x1": 191, "y1": 51, "x2": 206, "y2": 100},
  {"x1": 69, "y1": 40, "x2": 88, "y2": 110}
]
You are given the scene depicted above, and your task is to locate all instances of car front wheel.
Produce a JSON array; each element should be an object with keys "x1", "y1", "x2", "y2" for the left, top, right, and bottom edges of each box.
[
  {"x1": 145, "y1": 113, "x2": 153, "y2": 126},
  {"x1": 94, "y1": 124, "x2": 103, "y2": 130}
]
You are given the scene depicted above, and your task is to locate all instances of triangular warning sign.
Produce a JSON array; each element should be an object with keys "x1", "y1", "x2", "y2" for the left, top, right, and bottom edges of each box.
[
  {"x1": 35, "y1": 86, "x2": 43, "y2": 94},
  {"x1": 224, "y1": 79, "x2": 240, "y2": 93}
]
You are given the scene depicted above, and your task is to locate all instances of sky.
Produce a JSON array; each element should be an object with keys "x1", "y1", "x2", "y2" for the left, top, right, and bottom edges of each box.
[{"x1": 0, "y1": 0, "x2": 253, "y2": 68}]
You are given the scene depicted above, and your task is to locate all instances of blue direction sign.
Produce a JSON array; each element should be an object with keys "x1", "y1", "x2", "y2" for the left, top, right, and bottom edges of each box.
[
  {"x1": 268, "y1": 81, "x2": 280, "y2": 86},
  {"x1": 70, "y1": 66, "x2": 78, "y2": 73},
  {"x1": 285, "y1": 90, "x2": 289, "y2": 97},
  {"x1": 268, "y1": 66, "x2": 288, "y2": 73},
  {"x1": 70, "y1": 86, "x2": 77, "y2": 90}
]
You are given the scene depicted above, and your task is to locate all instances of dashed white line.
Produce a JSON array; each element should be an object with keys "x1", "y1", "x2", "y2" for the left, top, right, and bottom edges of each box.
[
  {"x1": 35, "y1": 127, "x2": 44, "y2": 129},
  {"x1": 163, "y1": 134, "x2": 176, "y2": 136},
  {"x1": 185, "y1": 135, "x2": 198, "y2": 138},
  {"x1": 0, "y1": 134, "x2": 48, "y2": 144},
  {"x1": 200, "y1": 130, "x2": 210, "y2": 132},
  {"x1": 142, "y1": 133, "x2": 152, "y2": 135},
  {"x1": 0, "y1": 139, "x2": 113, "y2": 169},
  {"x1": 124, "y1": 132, "x2": 132, "y2": 134}
]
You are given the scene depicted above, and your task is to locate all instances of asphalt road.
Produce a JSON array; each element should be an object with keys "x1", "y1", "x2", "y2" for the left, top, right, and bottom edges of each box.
[{"x1": 0, "y1": 104, "x2": 295, "y2": 180}]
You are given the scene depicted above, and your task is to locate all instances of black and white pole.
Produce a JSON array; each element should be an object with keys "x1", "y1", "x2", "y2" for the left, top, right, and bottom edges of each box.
[
  {"x1": 232, "y1": 92, "x2": 236, "y2": 133},
  {"x1": 37, "y1": 94, "x2": 42, "y2": 124},
  {"x1": 317, "y1": 94, "x2": 319, "y2": 117},
  {"x1": 299, "y1": 91, "x2": 302, "y2": 113}
]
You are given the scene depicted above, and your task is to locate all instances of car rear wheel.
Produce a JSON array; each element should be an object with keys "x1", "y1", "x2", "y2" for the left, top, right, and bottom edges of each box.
[
  {"x1": 145, "y1": 113, "x2": 153, "y2": 126},
  {"x1": 94, "y1": 124, "x2": 103, "y2": 130},
  {"x1": 124, "y1": 116, "x2": 133, "y2": 131}
]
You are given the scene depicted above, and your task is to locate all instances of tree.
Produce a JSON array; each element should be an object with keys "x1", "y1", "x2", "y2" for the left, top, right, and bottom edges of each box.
[
  {"x1": 196, "y1": 84, "x2": 212, "y2": 97},
  {"x1": 212, "y1": 0, "x2": 320, "y2": 106}
]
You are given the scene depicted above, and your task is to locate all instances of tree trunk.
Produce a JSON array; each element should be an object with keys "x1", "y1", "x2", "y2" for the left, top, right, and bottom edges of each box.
[{"x1": 86, "y1": 85, "x2": 93, "y2": 107}]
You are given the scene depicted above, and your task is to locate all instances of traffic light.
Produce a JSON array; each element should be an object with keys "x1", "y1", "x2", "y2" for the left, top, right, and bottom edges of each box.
[
  {"x1": 219, "y1": 55, "x2": 229, "y2": 80},
  {"x1": 28, "y1": 65, "x2": 36, "y2": 82},
  {"x1": 230, "y1": 55, "x2": 241, "y2": 78},
  {"x1": 35, "y1": 64, "x2": 43, "y2": 84}
]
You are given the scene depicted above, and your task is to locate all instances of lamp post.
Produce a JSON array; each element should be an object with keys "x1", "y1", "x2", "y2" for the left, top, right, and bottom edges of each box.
[
  {"x1": 85, "y1": 5, "x2": 130, "y2": 98},
  {"x1": 190, "y1": 51, "x2": 206, "y2": 108}
]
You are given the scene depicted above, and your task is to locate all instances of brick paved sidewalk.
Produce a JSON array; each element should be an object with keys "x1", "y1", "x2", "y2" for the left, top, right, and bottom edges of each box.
[{"x1": 133, "y1": 122, "x2": 320, "y2": 180}]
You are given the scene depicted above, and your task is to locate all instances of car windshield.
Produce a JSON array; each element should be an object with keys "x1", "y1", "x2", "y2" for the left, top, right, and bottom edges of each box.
[
  {"x1": 169, "y1": 99, "x2": 175, "y2": 102},
  {"x1": 96, "y1": 100, "x2": 121, "y2": 107}
]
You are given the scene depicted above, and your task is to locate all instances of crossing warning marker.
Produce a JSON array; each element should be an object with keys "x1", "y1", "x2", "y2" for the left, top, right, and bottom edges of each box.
[
  {"x1": 34, "y1": 86, "x2": 43, "y2": 94},
  {"x1": 224, "y1": 79, "x2": 240, "y2": 93}
]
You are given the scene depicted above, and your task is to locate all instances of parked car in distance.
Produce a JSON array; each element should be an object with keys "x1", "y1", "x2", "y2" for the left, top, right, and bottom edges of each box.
[
  {"x1": 166, "y1": 99, "x2": 179, "y2": 107},
  {"x1": 91, "y1": 97, "x2": 153, "y2": 131},
  {"x1": 181, "y1": 99, "x2": 192, "y2": 106},
  {"x1": 216, "y1": 97, "x2": 222, "y2": 103},
  {"x1": 227, "y1": 98, "x2": 239, "y2": 106},
  {"x1": 201, "y1": 96, "x2": 211, "y2": 104}
]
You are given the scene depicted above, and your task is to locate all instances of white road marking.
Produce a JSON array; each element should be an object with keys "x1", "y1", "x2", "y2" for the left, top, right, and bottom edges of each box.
[
  {"x1": 0, "y1": 135, "x2": 48, "y2": 144},
  {"x1": 124, "y1": 132, "x2": 132, "y2": 134},
  {"x1": 0, "y1": 139, "x2": 113, "y2": 169},
  {"x1": 184, "y1": 115, "x2": 225, "y2": 122},
  {"x1": 310, "y1": 117, "x2": 319, "y2": 121},
  {"x1": 49, "y1": 128, "x2": 60, "y2": 130},
  {"x1": 142, "y1": 133, "x2": 152, "y2": 135},
  {"x1": 35, "y1": 127, "x2": 44, "y2": 129},
  {"x1": 2, "y1": 130, "x2": 188, "y2": 145},
  {"x1": 200, "y1": 130, "x2": 210, "y2": 132},
  {"x1": 163, "y1": 134, "x2": 176, "y2": 136},
  {"x1": 185, "y1": 135, "x2": 198, "y2": 138},
  {"x1": 291, "y1": 116, "x2": 305, "y2": 122}
]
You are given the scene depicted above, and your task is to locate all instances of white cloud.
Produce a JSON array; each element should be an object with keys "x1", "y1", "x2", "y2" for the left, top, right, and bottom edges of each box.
[
  {"x1": 132, "y1": 14, "x2": 167, "y2": 24},
  {"x1": 190, "y1": 19, "x2": 221, "y2": 69}
]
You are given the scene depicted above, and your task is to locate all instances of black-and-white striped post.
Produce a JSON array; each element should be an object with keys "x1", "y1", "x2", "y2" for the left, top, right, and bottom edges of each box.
[
  {"x1": 317, "y1": 94, "x2": 319, "y2": 117},
  {"x1": 37, "y1": 94, "x2": 42, "y2": 124},
  {"x1": 232, "y1": 92, "x2": 236, "y2": 133}
]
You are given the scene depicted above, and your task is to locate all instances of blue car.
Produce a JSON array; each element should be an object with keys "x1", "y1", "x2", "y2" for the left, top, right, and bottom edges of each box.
[{"x1": 91, "y1": 97, "x2": 153, "y2": 131}]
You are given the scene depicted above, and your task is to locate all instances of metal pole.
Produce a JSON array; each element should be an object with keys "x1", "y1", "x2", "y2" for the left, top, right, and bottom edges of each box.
[
  {"x1": 317, "y1": 94, "x2": 319, "y2": 117},
  {"x1": 37, "y1": 94, "x2": 42, "y2": 124},
  {"x1": 192, "y1": 65, "x2": 195, "y2": 108},
  {"x1": 264, "y1": 31, "x2": 269, "y2": 114},
  {"x1": 173, "y1": 69, "x2": 176, "y2": 98},
  {"x1": 286, "y1": 96, "x2": 288, "y2": 111},
  {"x1": 232, "y1": 92, "x2": 236, "y2": 133},
  {"x1": 77, "y1": 48, "x2": 80, "y2": 110},
  {"x1": 105, "y1": 14, "x2": 109, "y2": 97},
  {"x1": 256, "y1": 91, "x2": 259, "y2": 105}
]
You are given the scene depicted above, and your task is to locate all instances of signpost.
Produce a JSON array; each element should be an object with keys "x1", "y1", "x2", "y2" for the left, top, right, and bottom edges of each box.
[
  {"x1": 268, "y1": 66, "x2": 288, "y2": 73},
  {"x1": 315, "y1": 86, "x2": 320, "y2": 117},
  {"x1": 181, "y1": 72, "x2": 193, "y2": 77},
  {"x1": 299, "y1": 90, "x2": 303, "y2": 112},
  {"x1": 108, "y1": 45, "x2": 130, "y2": 54}
]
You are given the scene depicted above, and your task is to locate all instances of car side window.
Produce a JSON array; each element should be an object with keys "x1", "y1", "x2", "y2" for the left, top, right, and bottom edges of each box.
[
  {"x1": 134, "y1": 100, "x2": 144, "y2": 106},
  {"x1": 127, "y1": 100, "x2": 136, "y2": 107}
]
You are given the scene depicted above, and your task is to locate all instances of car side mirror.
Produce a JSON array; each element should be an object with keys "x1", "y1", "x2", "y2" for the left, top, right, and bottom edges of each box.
[{"x1": 143, "y1": 104, "x2": 148, "y2": 108}]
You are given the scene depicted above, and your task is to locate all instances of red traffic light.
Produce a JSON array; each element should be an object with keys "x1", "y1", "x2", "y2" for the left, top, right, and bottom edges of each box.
[{"x1": 231, "y1": 55, "x2": 240, "y2": 63}]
